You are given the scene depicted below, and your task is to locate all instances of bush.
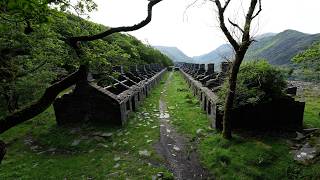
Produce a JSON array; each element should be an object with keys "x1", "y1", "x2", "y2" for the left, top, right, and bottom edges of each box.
[{"x1": 217, "y1": 60, "x2": 287, "y2": 109}]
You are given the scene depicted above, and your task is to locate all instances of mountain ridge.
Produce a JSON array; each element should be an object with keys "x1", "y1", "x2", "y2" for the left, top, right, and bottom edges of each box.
[
  {"x1": 153, "y1": 46, "x2": 193, "y2": 63},
  {"x1": 193, "y1": 29, "x2": 320, "y2": 65},
  {"x1": 155, "y1": 30, "x2": 320, "y2": 65}
]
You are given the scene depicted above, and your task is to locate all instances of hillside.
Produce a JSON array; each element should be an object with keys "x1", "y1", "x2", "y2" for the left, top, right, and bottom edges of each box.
[
  {"x1": 153, "y1": 46, "x2": 193, "y2": 63},
  {"x1": 0, "y1": 11, "x2": 172, "y2": 113},
  {"x1": 193, "y1": 44, "x2": 233, "y2": 64},
  {"x1": 194, "y1": 30, "x2": 320, "y2": 65}
]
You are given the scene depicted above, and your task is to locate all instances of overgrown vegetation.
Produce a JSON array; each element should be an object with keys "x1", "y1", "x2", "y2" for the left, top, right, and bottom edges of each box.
[
  {"x1": 217, "y1": 60, "x2": 287, "y2": 109},
  {"x1": 291, "y1": 42, "x2": 320, "y2": 82},
  {"x1": 296, "y1": 87, "x2": 320, "y2": 128},
  {"x1": 164, "y1": 71, "x2": 210, "y2": 138},
  {"x1": 0, "y1": 73, "x2": 174, "y2": 179}
]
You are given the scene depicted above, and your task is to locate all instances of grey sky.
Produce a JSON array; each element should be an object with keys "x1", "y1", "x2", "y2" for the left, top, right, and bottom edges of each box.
[{"x1": 90, "y1": 0, "x2": 320, "y2": 57}]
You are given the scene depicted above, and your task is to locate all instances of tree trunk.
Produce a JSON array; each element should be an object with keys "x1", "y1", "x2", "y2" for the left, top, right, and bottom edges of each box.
[
  {"x1": 0, "y1": 65, "x2": 87, "y2": 134},
  {"x1": 4, "y1": 90, "x2": 19, "y2": 113},
  {"x1": 222, "y1": 52, "x2": 246, "y2": 139},
  {"x1": 0, "y1": 140, "x2": 6, "y2": 164}
]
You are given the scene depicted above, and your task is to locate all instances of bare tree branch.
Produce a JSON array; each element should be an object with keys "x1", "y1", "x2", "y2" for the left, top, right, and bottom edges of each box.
[
  {"x1": 212, "y1": 0, "x2": 240, "y2": 50},
  {"x1": 0, "y1": 65, "x2": 87, "y2": 134},
  {"x1": 228, "y1": 18, "x2": 244, "y2": 34},
  {"x1": 68, "y1": 0, "x2": 163, "y2": 46},
  {"x1": 222, "y1": 0, "x2": 231, "y2": 11},
  {"x1": 242, "y1": 0, "x2": 260, "y2": 45},
  {"x1": 211, "y1": 0, "x2": 262, "y2": 139},
  {"x1": 252, "y1": 0, "x2": 262, "y2": 19},
  {"x1": 183, "y1": 0, "x2": 199, "y2": 22}
]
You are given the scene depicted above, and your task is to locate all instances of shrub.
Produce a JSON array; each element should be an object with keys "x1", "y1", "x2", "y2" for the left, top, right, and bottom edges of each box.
[{"x1": 217, "y1": 60, "x2": 287, "y2": 109}]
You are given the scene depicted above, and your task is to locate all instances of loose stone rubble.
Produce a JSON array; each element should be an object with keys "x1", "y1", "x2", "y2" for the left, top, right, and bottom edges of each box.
[
  {"x1": 291, "y1": 129, "x2": 320, "y2": 164},
  {"x1": 54, "y1": 64, "x2": 166, "y2": 126},
  {"x1": 178, "y1": 62, "x2": 306, "y2": 131}
]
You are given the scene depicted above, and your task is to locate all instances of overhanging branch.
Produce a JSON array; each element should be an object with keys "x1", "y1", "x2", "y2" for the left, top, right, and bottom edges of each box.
[
  {"x1": 68, "y1": 0, "x2": 163, "y2": 45},
  {"x1": 252, "y1": 0, "x2": 262, "y2": 19},
  {"x1": 212, "y1": 0, "x2": 240, "y2": 50},
  {"x1": 228, "y1": 18, "x2": 244, "y2": 34}
]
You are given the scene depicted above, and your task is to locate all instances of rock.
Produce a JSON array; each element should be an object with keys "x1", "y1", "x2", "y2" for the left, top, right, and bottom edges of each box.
[
  {"x1": 100, "y1": 132, "x2": 113, "y2": 138},
  {"x1": 139, "y1": 150, "x2": 151, "y2": 157},
  {"x1": 157, "y1": 172, "x2": 164, "y2": 178},
  {"x1": 80, "y1": 135, "x2": 89, "y2": 140},
  {"x1": 196, "y1": 129, "x2": 204, "y2": 135},
  {"x1": 160, "y1": 113, "x2": 170, "y2": 119},
  {"x1": 71, "y1": 139, "x2": 81, "y2": 146},
  {"x1": 173, "y1": 145, "x2": 180, "y2": 151},
  {"x1": 114, "y1": 156, "x2": 121, "y2": 161},
  {"x1": 295, "y1": 131, "x2": 305, "y2": 139},
  {"x1": 117, "y1": 132, "x2": 123, "y2": 136},
  {"x1": 97, "y1": 143, "x2": 109, "y2": 148},
  {"x1": 94, "y1": 136, "x2": 105, "y2": 142},
  {"x1": 47, "y1": 148, "x2": 56, "y2": 152},
  {"x1": 303, "y1": 128, "x2": 319, "y2": 133},
  {"x1": 113, "y1": 163, "x2": 120, "y2": 168},
  {"x1": 70, "y1": 128, "x2": 81, "y2": 134},
  {"x1": 92, "y1": 131, "x2": 102, "y2": 136},
  {"x1": 106, "y1": 172, "x2": 120, "y2": 177}
]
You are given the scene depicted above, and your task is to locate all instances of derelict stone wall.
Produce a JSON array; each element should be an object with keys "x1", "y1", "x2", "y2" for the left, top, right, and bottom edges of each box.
[
  {"x1": 54, "y1": 64, "x2": 166, "y2": 126},
  {"x1": 178, "y1": 62, "x2": 305, "y2": 131}
]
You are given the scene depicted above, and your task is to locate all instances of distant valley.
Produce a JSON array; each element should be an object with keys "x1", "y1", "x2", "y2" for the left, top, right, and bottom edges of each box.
[
  {"x1": 154, "y1": 30, "x2": 320, "y2": 66},
  {"x1": 153, "y1": 46, "x2": 193, "y2": 63}
]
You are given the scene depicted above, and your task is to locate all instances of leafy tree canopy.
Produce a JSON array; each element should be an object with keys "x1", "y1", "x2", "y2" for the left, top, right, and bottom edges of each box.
[
  {"x1": 0, "y1": 4, "x2": 172, "y2": 114},
  {"x1": 292, "y1": 42, "x2": 320, "y2": 82},
  {"x1": 218, "y1": 60, "x2": 287, "y2": 109}
]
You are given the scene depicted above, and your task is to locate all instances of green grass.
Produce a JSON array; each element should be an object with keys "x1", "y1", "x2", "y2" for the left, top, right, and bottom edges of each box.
[
  {"x1": 163, "y1": 71, "x2": 320, "y2": 180},
  {"x1": 164, "y1": 72, "x2": 211, "y2": 138},
  {"x1": 0, "y1": 73, "x2": 173, "y2": 179},
  {"x1": 1, "y1": 71, "x2": 319, "y2": 179},
  {"x1": 297, "y1": 89, "x2": 320, "y2": 128}
]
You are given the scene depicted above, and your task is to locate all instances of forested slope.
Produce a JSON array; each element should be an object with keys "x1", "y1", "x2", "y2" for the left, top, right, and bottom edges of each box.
[{"x1": 0, "y1": 11, "x2": 172, "y2": 114}]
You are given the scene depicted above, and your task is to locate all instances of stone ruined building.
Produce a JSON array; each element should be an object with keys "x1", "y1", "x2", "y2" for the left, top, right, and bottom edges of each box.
[
  {"x1": 53, "y1": 64, "x2": 166, "y2": 126},
  {"x1": 178, "y1": 62, "x2": 305, "y2": 131}
]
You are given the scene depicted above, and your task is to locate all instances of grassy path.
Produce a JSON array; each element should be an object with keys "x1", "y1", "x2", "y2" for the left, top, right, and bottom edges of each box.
[{"x1": 154, "y1": 71, "x2": 211, "y2": 179}]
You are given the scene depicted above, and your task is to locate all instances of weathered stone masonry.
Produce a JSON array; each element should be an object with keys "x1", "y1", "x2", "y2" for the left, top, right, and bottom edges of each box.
[
  {"x1": 54, "y1": 64, "x2": 166, "y2": 126},
  {"x1": 178, "y1": 62, "x2": 305, "y2": 131}
]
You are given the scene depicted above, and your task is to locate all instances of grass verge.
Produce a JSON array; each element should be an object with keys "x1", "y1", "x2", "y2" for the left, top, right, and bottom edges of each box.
[
  {"x1": 0, "y1": 72, "x2": 173, "y2": 179},
  {"x1": 297, "y1": 89, "x2": 320, "y2": 128}
]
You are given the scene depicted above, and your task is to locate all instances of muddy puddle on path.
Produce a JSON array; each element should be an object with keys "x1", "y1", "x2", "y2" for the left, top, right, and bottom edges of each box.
[{"x1": 154, "y1": 72, "x2": 212, "y2": 180}]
